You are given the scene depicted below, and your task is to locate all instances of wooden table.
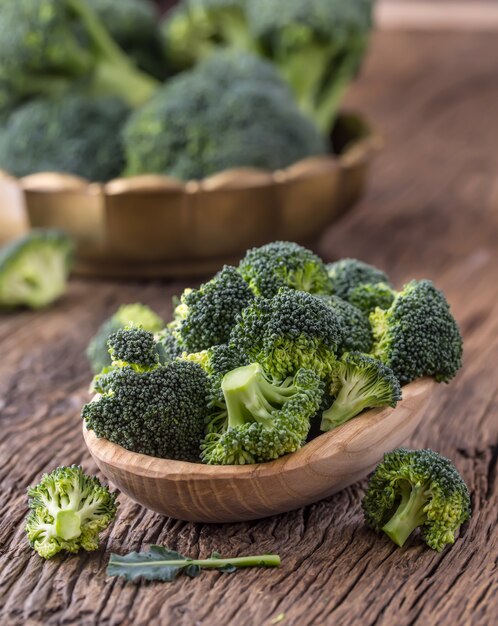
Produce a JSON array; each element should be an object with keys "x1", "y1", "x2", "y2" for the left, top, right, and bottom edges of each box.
[{"x1": 1, "y1": 30, "x2": 497, "y2": 625}]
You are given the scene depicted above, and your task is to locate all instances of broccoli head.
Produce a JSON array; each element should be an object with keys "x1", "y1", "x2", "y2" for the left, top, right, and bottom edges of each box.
[
  {"x1": 321, "y1": 352, "x2": 401, "y2": 431},
  {"x1": 317, "y1": 295, "x2": 373, "y2": 354},
  {"x1": 108, "y1": 325, "x2": 160, "y2": 372},
  {"x1": 348, "y1": 282, "x2": 396, "y2": 315},
  {"x1": 202, "y1": 363, "x2": 323, "y2": 464},
  {"x1": 0, "y1": 229, "x2": 73, "y2": 309},
  {"x1": 327, "y1": 258, "x2": 392, "y2": 301},
  {"x1": 363, "y1": 448, "x2": 471, "y2": 551},
  {"x1": 155, "y1": 327, "x2": 182, "y2": 365},
  {"x1": 26, "y1": 465, "x2": 117, "y2": 559},
  {"x1": 370, "y1": 279, "x2": 463, "y2": 384}
]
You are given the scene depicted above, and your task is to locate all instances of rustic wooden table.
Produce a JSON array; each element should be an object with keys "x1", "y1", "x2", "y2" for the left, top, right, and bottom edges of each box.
[{"x1": 1, "y1": 30, "x2": 497, "y2": 626}]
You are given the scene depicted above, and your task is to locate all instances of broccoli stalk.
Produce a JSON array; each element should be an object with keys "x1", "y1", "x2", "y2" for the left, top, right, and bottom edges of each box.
[{"x1": 381, "y1": 481, "x2": 430, "y2": 548}]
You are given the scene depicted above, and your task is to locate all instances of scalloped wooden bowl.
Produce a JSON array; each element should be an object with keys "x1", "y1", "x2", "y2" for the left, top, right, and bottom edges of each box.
[
  {"x1": 0, "y1": 112, "x2": 381, "y2": 277},
  {"x1": 82, "y1": 378, "x2": 435, "y2": 523}
]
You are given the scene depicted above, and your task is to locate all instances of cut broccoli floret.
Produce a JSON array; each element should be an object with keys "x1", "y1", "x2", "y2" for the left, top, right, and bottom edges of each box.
[
  {"x1": 238, "y1": 241, "x2": 332, "y2": 298},
  {"x1": 26, "y1": 465, "x2": 118, "y2": 559},
  {"x1": 363, "y1": 448, "x2": 471, "y2": 551},
  {"x1": 317, "y1": 295, "x2": 373, "y2": 354},
  {"x1": 348, "y1": 282, "x2": 396, "y2": 315},
  {"x1": 321, "y1": 352, "x2": 401, "y2": 431},
  {"x1": 108, "y1": 325, "x2": 160, "y2": 372},
  {"x1": 201, "y1": 363, "x2": 323, "y2": 464},
  {"x1": 370, "y1": 279, "x2": 463, "y2": 384},
  {"x1": 0, "y1": 229, "x2": 73, "y2": 309},
  {"x1": 326, "y1": 258, "x2": 392, "y2": 301}
]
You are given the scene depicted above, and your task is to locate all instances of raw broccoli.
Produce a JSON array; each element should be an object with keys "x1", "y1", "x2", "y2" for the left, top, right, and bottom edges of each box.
[
  {"x1": 317, "y1": 295, "x2": 373, "y2": 354},
  {"x1": 170, "y1": 266, "x2": 254, "y2": 354},
  {"x1": 238, "y1": 241, "x2": 332, "y2": 298},
  {"x1": 0, "y1": 95, "x2": 130, "y2": 181},
  {"x1": 229, "y1": 288, "x2": 342, "y2": 380},
  {"x1": 155, "y1": 327, "x2": 182, "y2": 365},
  {"x1": 26, "y1": 465, "x2": 117, "y2": 559},
  {"x1": 326, "y1": 258, "x2": 392, "y2": 301},
  {"x1": 201, "y1": 363, "x2": 323, "y2": 464},
  {"x1": 83, "y1": 328, "x2": 210, "y2": 461},
  {"x1": 123, "y1": 53, "x2": 327, "y2": 180},
  {"x1": 108, "y1": 325, "x2": 160, "y2": 372},
  {"x1": 0, "y1": 0, "x2": 158, "y2": 108},
  {"x1": 0, "y1": 229, "x2": 73, "y2": 309},
  {"x1": 86, "y1": 303, "x2": 164, "y2": 374},
  {"x1": 348, "y1": 282, "x2": 396, "y2": 315},
  {"x1": 321, "y1": 352, "x2": 401, "y2": 431},
  {"x1": 370, "y1": 280, "x2": 463, "y2": 384},
  {"x1": 363, "y1": 449, "x2": 471, "y2": 551},
  {"x1": 246, "y1": 0, "x2": 374, "y2": 132}
]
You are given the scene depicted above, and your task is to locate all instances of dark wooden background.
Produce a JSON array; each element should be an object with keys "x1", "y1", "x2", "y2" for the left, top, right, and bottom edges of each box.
[{"x1": 1, "y1": 25, "x2": 497, "y2": 626}]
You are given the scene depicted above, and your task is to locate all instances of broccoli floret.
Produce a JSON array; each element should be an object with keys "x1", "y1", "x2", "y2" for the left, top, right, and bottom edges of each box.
[
  {"x1": 317, "y1": 295, "x2": 373, "y2": 354},
  {"x1": 348, "y1": 282, "x2": 396, "y2": 315},
  {"x1": 0, "y1": 0, "x2": 158, "y2": 108},
  {"x1": 155, "y1": 327, "x2": 182, "y2": 365},
  {"x1": 229, "y1": 288, "x2": 342, "y2": 380},
  {"x1": 327, "y1": 258, "x2": 392, "y2": 301},
  {"x1": 86, "y1": 303, "x2": 164, "y2": 374},
  {"x1": 0, "y1": 95, "x2": 130, "y2": 181},
  {"x1": 123, "y1": 53, "x2": 326, "y2": 180},
  {"x1": 201, "y1": 363, "x2": 323, "y2": 464},
  {"x1": 108, "y1": 325, "x2": 160, "y2": 372},
  {"x1": 363, "y1": 449, "x2": 471, "y2": 551},
  {"x1": 238, "y1": 241, "x2": 332, "y2": 298},
  {"x1": 170, "y1": 266, "x2": 254, "y2": 353},
  {"x1": 26, "y1": 465, "x2": 117, "y2": 559},
  {"x1": 370, "y1": 280, "x2": 463, "y2": 384},
  {"x1": 321, "y1": 352, "x2": 401, "y2": 431},
  {"x1": 0, "y1": 229, "x2": 73, "y2": 309}
]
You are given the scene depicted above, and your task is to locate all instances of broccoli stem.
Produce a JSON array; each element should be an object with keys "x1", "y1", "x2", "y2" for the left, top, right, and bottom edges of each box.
[
  {"x1": 321, "y1": 374, "x2": 374, "y2": 430},
  {"x1": 55, "y1": 510, "x2": 81, "y2": 541},
  {"x1": 382, "y1": 482, "x2": 428, "y2": 547},
  {"x1": 184, "y1": 555, "x2": 281, "y2": 569}
]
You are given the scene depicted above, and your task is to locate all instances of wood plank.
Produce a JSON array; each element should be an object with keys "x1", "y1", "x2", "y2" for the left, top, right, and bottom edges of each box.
[{"x1": 378, "y1": 2, "x2": 498, "y2": 31}]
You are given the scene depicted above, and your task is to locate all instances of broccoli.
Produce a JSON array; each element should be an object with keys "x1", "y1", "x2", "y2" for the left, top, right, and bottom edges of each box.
[
  {"x1": 238, "y1": 241, "x2": 332, "y2": 298},
  {"x1": 123, "y1": 53, "x2": 327, "y2": 180},
  {"x1": 201, "y1": 363, "x2": 323, "y2": 464},
  {"x1": 0, "y1": 95, "x2": 130, "y2": 181},
  {"x1": 0, "y1": 229, "x2": 73, "y2": 309},
  {"x1": 26, "y1": 465, "x2": 117, "y2": 559},
  {"x1": 326, "y1": 258, "x2": 392, "y2": 301},
  {"x1": 86, "y1": 303, "x2": 164, "y2": 374},
  {"x1": 317, "y1": 295, "x2": 373, "y2": 354},
  {"x1": 348, "y1": 282, "x2": 396, "y2": 315},
  {"x1": 155, "y1": 327, "x2": 182, "y2": 365},
  {"x1": 370, "y1": 280, "x2": 463, "y2": 384},
  {"x1": 229, "y1": 288, "x2": 342, "y2": 380},
  {"x1": 246, "y1": 0, "x2": 374, "y2": 132},
  {"x1": 321, "y1": 352, "x2": 401, "y2": 431},
  {"x1": 0, "y1": 0, "x2": 158, "y2": 108},
  {"x1": 83, "y1": 328, "x2": 210, "y2": 461},
  {"x1": 363, "y1": 449, "x2": 471, "y2": 551},
  {"x1": 170, "y1": 266, "x2": 254, "y2": 353}
]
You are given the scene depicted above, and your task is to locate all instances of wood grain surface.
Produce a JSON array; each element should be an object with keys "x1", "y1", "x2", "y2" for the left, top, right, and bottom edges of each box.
[{"x1": 1, "y1": 30, "x2": 498, "y2": 625}]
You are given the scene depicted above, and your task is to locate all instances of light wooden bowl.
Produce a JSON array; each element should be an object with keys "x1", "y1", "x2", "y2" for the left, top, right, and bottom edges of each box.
[{"x1": 83, "y1": 378, "x2": 435, "y2": 523}]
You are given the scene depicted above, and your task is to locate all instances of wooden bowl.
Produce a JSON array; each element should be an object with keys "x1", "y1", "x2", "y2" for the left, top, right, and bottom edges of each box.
[{"x1": 83, "y1": 378, "x2": 435, "y2": 523}]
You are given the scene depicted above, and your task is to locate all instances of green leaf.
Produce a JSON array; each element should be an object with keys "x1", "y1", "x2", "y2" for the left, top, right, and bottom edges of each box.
[{"x1": 107, "y1": 545, "x2": 200, "y2": 582}]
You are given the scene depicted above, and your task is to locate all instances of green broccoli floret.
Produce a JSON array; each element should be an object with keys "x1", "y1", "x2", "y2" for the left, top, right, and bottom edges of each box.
[
  {"x1": 155, "y1": 327, "x2": 182, "y2": 365},
  {"x1": 348, "y1": 282, "x2": 396, "y2": 315},
  {"x1": 108, "y1": 325, "x2": 160, "y2": 372},
  {"x1": 317, "y1": 295, "x2": 373, "y2": 354},
  {"x1": 0, "y1": 0, "x2": 158, "y2": 108},
  {"x1": 229, "y1": 288, "x2": 342, "y2": 380},
  {"x1": 123, "y1": 52, "x2": 326, "y2": 180},
  {"x1": 26, "y1": 465, "x2": 118, "y2": 559},
  {"x1": 370, "y1": 279, "x2": 463, "y2": 384},
  {"x1": 169, "y1": 266, "x2": 254, "y2": 353},
  {"x1": 201, "y1": 363, "x2": 323, "y2": 464},
  {"x1": 326, "y1": 258, "x2": 392, "y2": 301},
  {"x1": 363, "y1": 448, "x2": 471, "y2": 551},
  {"x1": 238, "y1": 241, "x2": 332, "y2": 298},
  {"x1": 0, "y1": 229, "x2": 73, "y2": 309},
  {"x1": 321, "y1": 352, "x2": 401, "y2": 431},
  {"x1": 86, "y1": 303, "x2": 164, "y2": 374},
  {"x1": 0, "y1": 95, "x2": 130, "y2": 181}
]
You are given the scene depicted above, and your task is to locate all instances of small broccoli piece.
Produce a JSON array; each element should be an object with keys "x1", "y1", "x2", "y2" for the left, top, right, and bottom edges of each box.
[
  {"x1": 86, "y1": 303, "x2": 164, "y2": 374},
  {"x1": 348, "y1": 282, "x2": 396, "y2": 315},
  {"x1": 170, "y1": 266, "x2": 254, "y2": 353},
  {"x1": 321, "y1": 352, "x2": 401, "y2": 431},
  {"x1": 155, "y1": 327, "x2": 182, "y2": 364},
  {"x1": 26, "y1": 465, "x2": 117, "y2": 559},
  {"x1": 0, "y1": 229, "x2": 73, "y2": 309},
  {"x1": 363, "y1": 449, "x2": 471, "y2": 551},
  {"x1": 229, "y1": 288, "x2": 342, "y2": 380},
  {"x1": 201, "y1": 363, "x2": 323, "y2": 464},
  {"x1": 238, "y1": 241, "x2": 332, "y2": 298},
  {"x1": 108, "y1": 326, "x2": 160, "y2": 372},
  {"x1": 317, "y1": 295, "x2": 373, "y2": 354},
  {"x1": 370, "y1": 280, "x2": 463, "y2": 384},
  {"x1": 326, "y1": 258, "x2": 392, "y2": 301}
]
